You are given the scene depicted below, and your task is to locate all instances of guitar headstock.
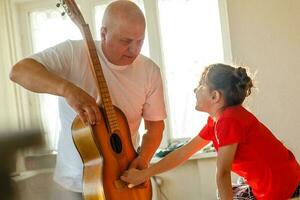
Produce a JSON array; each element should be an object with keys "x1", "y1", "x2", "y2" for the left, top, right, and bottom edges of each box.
[{"x1": 57, "y1": 0, "x2": 86, "y2": 30}]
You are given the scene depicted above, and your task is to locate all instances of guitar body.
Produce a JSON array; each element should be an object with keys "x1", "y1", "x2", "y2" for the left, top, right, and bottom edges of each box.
[{"x1": 72, "y1": 105, "x2": 152, "y2": 200}]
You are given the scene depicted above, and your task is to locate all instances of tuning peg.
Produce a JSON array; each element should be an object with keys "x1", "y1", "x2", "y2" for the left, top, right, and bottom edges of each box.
[
  {"x1": 56, "y1": 3, "x2": 61, "y2": 8},
  {"x1": 61, "y1": 12, "x2": 66, "y2": 16}
]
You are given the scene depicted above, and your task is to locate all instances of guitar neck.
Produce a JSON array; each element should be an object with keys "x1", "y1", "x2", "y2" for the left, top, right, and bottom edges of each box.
[{"x1": 81, "y1": 24, "x2": 119, "y2": 132}]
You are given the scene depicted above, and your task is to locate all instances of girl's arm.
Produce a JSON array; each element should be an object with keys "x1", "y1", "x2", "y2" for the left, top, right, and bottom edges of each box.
[
  {"x1": 121, "y1": 136, "x2": 209, "y2": 186},
  {"x1": 216, "y1": 143, "x2": 238, "y2": 200}
]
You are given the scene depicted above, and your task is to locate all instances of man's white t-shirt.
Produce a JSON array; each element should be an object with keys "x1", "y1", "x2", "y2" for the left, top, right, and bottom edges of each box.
[{"x1": 29, "y1": 40, "x2": 167, "y2": 192}]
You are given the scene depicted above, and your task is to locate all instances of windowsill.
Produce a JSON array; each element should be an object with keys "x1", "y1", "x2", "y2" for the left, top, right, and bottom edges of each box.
[{"x1": 150, "y1": 151, "x2": 217, "y2": 164}]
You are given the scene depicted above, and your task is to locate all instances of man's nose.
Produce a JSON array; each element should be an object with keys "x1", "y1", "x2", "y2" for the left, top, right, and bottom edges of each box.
[{"x1": 128, "y1": 42, "x2": 141, "y2": 55}]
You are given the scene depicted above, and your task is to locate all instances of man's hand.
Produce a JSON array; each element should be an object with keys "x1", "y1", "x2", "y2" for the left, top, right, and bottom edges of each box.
[
  {"x1": 121, "y1": 156, "x2": 149, "y2": 188},
  {"x1": 129, "y1": 155, "x2": 149, "y2": 170},
  {"x1": 63, "y1": 83, "x2": 101, "y2": 125}
]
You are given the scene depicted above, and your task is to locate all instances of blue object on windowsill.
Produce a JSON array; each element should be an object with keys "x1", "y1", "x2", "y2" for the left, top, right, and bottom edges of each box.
[{"x1": 155, "y1": 141, "x2": 186, "y2": 158}]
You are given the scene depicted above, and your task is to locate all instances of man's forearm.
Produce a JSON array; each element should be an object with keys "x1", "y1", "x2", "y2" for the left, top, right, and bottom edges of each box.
[
  {"x1": 10, "y1": 58, "x2": 70, "y2": 96},
  {"x1": 138, "y1": 120, "x2": 164, "y2": 163}
]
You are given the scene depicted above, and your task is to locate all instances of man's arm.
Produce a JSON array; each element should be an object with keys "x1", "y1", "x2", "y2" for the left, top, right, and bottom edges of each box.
[
  {"x1": 10, "y1": 58, "x2": 70, "y2": 95},
  {"x1": 10, "y1": 58, "x2": 101, "y2": 125},
  {"x1": 129, "y1": 120, "x2": 164, "y2": 169}
]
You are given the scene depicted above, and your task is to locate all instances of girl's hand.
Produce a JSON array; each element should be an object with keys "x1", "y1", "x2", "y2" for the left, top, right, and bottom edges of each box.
[{"x1": 120, "y1": 168, "x2": 149, "y2": 187}]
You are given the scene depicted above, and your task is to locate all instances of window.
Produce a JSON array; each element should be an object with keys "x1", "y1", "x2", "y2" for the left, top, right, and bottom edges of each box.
[
  {"x1": 24, "y1": 0, "x2": 150, "y2": 149},
  {"x1": 30, "y1": 8, "x2": 82, "y2": 52},
  {"x1": 157, "y1": 0, "x2": 225, "y2": 139},
  {"x1": 18, "y1": 0, "x2": 229, "y2": 149},
  {"x1": 29, "y1": 8, "x2": 82, "y2": 149}
]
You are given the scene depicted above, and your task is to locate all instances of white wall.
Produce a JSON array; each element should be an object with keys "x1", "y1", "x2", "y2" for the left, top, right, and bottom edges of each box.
[
  {"x1": 154, "y1": 155, "x2": 239, "y2": 200},
  {"x1": 155, "y1": 157, "x2": 218, "y2": 200},
  {"x1": 226, "y1": 0, "x2": 300, "y2": 160}
]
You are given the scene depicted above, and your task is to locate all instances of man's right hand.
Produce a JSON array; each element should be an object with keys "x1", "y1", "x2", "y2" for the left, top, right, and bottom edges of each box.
[{"x1": 63, "y1": 83, "x2": 101, "y2": 125}]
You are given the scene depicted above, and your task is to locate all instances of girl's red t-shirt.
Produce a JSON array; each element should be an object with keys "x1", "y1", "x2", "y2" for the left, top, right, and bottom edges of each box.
[{"x1": 199, "y1": 105, "x2": 300, "y2": 200}]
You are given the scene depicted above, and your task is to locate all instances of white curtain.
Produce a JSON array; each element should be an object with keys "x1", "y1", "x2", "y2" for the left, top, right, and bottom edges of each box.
[
  {"x1": 0, "y1": 0, "x2": 45, "y2": 172},
  {"x1": 0, "y1": 0, "x2": 39, "y2": 131}
]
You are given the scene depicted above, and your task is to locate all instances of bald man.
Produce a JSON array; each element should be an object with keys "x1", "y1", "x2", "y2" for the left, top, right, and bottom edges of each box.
[{"x1": 10, "y1": 1, "x2": 166, "y2": 199}]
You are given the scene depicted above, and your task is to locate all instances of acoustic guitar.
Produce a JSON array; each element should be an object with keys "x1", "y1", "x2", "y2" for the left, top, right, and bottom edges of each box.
[{"x1": 57, "y1": 1, "x2": 152, "y2": 199}]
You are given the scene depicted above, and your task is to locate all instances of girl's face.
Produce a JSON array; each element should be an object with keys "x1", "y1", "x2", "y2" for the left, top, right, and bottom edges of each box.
[{"x1": 194, "y1": 82, "x2": 214, "y2": 112}]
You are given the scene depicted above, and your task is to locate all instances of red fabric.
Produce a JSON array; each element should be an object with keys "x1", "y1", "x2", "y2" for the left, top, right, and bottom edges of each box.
[{"x1": 199, "y1": 105, "x2": 300, "y2": 200}]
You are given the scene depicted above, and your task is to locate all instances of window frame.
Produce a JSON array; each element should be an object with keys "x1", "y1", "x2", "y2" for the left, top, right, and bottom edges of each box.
[{"x1": 14, "y1": 0, "x2": 232, "y2": 148}]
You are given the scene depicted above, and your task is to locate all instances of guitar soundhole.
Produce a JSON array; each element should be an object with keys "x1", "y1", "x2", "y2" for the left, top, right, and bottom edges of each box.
[{"x1": 110, "y1": 133, "x2": 122, "y2": 154}]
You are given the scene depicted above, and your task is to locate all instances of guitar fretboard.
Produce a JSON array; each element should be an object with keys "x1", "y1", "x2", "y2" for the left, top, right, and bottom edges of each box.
[{"x1": 82, "y1": 24, "x2": 119, "y2": 132}]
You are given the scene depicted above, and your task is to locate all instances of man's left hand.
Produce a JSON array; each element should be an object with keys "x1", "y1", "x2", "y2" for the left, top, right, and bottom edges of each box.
[{"x1": 129, "y1": 155, "x2": 149, "y2": 170}]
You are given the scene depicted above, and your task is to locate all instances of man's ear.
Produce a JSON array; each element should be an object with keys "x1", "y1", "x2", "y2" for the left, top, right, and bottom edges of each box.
[{"x1": 100, "y1": 27, "x2": 107, "y2": 41}]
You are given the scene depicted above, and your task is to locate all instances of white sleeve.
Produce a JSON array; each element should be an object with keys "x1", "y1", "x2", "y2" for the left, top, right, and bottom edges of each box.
[
  {"x1": 27, "y1": 40, "x2": 74, "y2": 80},
  {"x1": 142, "y1": 64, "x2": 167, "y2": 121}
]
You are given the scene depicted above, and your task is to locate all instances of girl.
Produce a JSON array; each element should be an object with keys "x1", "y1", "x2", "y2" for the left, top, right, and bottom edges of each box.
[{"x1": 121, "y1": 63, "x2": 300, "y2": 200}]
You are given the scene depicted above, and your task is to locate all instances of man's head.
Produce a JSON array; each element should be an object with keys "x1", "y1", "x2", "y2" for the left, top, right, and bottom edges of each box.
[{"x1": 101, "y1": 0, "x2": 146, "y2": 66}]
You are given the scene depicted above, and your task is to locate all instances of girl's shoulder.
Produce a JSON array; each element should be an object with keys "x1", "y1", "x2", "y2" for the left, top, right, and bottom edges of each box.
[{"x1": 220, "y1": 105, "x2": 258, "y2": 125}]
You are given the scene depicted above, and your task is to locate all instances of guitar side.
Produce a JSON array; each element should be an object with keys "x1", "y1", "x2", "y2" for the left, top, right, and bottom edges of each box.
[{"x1": 71, "y1": 114, "x2": 106, "y2": 200}]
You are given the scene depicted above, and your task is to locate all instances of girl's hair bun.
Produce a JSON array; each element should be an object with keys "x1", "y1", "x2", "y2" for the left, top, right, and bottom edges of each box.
[{"x1": 234, "y1": 67, "x2": 253, "y2": 97}]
